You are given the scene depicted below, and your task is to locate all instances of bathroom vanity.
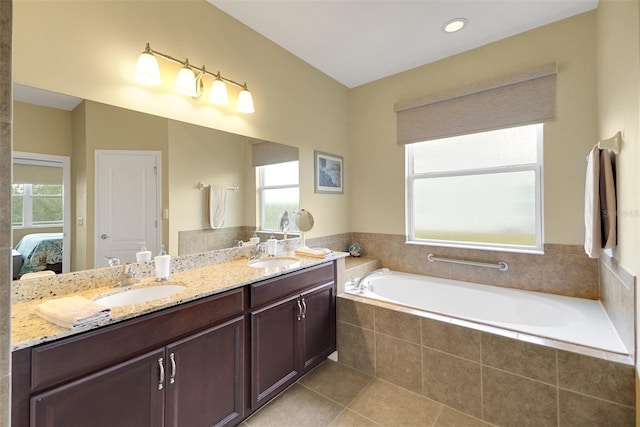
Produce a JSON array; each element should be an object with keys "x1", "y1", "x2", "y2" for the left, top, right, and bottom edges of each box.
[{"x1": 11, "y1": 260, "x2": 337, "y2": 427}]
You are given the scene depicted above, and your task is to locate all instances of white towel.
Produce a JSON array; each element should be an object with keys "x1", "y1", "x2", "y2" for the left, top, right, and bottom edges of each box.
[
  {"x1": 584, "y1": 145, "x2": 617, "y2": 258},
  {"x1": 205, "y1": 185, "x2": 226, "y2": 229},
  {"x1": 35, "y1": 295, "x2": 111, "y2": 329}
]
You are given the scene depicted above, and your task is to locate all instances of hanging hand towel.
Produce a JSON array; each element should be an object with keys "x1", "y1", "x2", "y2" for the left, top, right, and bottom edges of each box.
[
  {"x1": 35, "y1": 295, "x2": 111, "y2": 329},
  {"x1": 584, "y1": 146, "x2": 617, "y2": 258},
  {"x1": 205, "y1": 185, "x2": 226, "y2": 229}
]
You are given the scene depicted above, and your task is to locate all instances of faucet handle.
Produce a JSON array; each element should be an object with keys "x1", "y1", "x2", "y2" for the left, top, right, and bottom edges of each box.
[{"x1": 105, "y1": 256, "x2": 121, "y2": 267}]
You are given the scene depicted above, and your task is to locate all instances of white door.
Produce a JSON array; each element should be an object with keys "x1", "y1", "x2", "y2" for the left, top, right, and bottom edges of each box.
[{"x1": 95, "y1": 150, "x2": 161, "y2": 267}]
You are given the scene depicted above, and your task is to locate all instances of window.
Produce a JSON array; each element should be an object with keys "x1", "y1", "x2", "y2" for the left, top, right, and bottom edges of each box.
[
  {"x1": 406, "y1": 124, "x2": 543, "y2": 253},
  {"x1": 258, "y1": 161, "x2": 299, "y2": 232},
  {"x1": 12, "y1": 182, "x2": 64, "y2": 228}
]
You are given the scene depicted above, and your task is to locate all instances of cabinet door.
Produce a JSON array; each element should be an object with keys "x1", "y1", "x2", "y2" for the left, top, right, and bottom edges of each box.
[
  {"x1": 300, "y1": 282, "x2": 336, "y2": 371},
  {"x1": 31, "y1": 349, "x2": 165, "y2": 427},
  {"x1": 251, "y1": 294, "x2": 300, "y2": 409},
  {"x1": 165, "y1": 317, "x2": 244, "y2": 427}
]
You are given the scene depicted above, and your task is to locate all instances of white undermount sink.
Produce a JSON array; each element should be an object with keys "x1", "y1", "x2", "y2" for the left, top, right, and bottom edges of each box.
[
  {"x1": 248, "y1": 257, "x2": 301, "y2": 269},
  {"x1": 94, "y1": 284, "x2": 185, "y2": 307}
]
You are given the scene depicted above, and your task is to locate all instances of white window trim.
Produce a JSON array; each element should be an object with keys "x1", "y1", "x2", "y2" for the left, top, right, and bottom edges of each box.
[
  {"x1": 405, "y1": 124, "x2": 544, "y2": 254},
  {"x1": 257, "y1": 162, "x2": 300, "y2": 232}
]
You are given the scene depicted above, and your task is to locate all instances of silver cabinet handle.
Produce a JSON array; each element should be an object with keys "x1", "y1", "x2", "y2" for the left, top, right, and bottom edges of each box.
[
  {"x1": 100, "y1": 234, "x2": 109, "y2": 239},
  {"x1": 169, "y1": 352, "x2": 176, "y2": 384},
  {"x1": 297, "y1": 298, "x2": 303, "y2": 321},
  {"x1": 158, "y1": 358, "x2": 165, "y2": 390},
  {"x1": 301, "y1": 297, "x2": 307, "y2": 319}
]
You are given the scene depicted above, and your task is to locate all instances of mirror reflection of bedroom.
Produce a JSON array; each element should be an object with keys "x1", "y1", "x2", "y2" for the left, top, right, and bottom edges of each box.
[{"x1": 12, "y1": 152, "x2": 70, "y2": 280}]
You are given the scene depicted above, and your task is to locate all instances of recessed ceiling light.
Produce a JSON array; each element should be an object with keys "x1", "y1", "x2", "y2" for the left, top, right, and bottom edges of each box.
[{"x1": 443, "y1": 18, "x2": 467, "y2": 33}]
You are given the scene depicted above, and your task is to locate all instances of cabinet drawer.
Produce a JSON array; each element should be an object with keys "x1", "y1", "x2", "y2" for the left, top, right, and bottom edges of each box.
[
  {"x1": 31, "y1": 287, "x2": 245, "y2": 392},
  {"x1": 250, "y1": 262, "x2": 334, "y2": 308}
]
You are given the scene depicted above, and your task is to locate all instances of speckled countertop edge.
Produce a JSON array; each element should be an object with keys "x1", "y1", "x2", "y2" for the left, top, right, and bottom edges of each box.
[{"x1": 12, "y1": 252, "x2": 347, "y2": 351}]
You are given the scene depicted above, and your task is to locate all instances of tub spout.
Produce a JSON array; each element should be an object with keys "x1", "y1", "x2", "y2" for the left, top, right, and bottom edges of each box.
[{"x1": 354, "y1": 268, "x2": 390, "y2": 292}]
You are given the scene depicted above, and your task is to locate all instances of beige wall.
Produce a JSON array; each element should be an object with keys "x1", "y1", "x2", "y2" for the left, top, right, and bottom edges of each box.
[
  {"x1": 13, "y1": 101, "x2": 72, "y2": 156},
  {"x1": 595, "y1": 0, "x2": 640, "y2": 384},
  {"x1": 168, "y1": 120, "x2": 249, "y2": 255},
  {"x1": 12, "y1": 0, "x2": 351, "y2": 241},
  {"x1": 349, "y1": 11, "x2": 598, "y2": 245}
]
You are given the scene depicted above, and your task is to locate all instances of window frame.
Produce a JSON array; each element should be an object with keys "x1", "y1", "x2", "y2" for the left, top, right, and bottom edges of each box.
[
  {"x1": 257, "y1": 161, "x2": 300, "y2": 232},
  {"x1": 12, "y1": 182, "x2": 64, "y2": 228},
  {"x1": 405, "y1": 124, "x2": 544, "y2": 254}
]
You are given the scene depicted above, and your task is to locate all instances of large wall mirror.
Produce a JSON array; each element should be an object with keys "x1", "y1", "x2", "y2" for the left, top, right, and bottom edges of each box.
[{"x1": 12, "y1": 84, "x2": 299, "y2": 278}]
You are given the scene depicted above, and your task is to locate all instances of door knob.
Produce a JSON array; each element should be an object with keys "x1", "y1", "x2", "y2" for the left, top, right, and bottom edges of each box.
[{"x1": 100, "y1": 234, "x2": 109, "y2": 239}]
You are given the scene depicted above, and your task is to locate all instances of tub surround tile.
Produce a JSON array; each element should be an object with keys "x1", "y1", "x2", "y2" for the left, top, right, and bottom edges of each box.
[
  {"x1": 422, "y1": 347, "x2": 483, "y2": 418},
  {"x1": 374, "y1": 333, "x2": 422, "y2": 393},
  {"x1": 482, "y1": 366, "x2": 558, "y2": 426},
  {"x1": 336, "y1": 321, "x2": 376, "y2": 376},
  {"x1": 349, "y1": 233, "x2": 598, "y2": 299},
  {"x1": 558, "y1": 389, "x2": 635, "y2": 427},
  {"x1": 422, "y1": 317, "x2": 481, "y2": 361},
  {"x1": 348, "y1": 379, "x2": 443, "y2": 426},
  {"x1": 298, "y1": 360, "x2": 372, "y2": 406},
  {"x1": 481, "y1": 333, "x2": 557, "y2": 384},
  {"x1": 599, "y1": 255, "x2": 635, "y2": 360},
  {"x1": 557, "y1": 351, "x2": 635, "y2": 407},
  {"x1": 337, "y1": 298, "x2": 375, "y2": 330},
  {"x1": 374, "y1": 306, "x2": 421, "y2": 344}
]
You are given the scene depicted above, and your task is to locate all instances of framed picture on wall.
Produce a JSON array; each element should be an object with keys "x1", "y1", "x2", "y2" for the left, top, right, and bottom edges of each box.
[{"x1": 314, "y1": 151, "x2": 343, "y2": 194}]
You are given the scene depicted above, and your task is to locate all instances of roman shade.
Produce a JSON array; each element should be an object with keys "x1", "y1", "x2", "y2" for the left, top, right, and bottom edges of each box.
[
  {"x1": 251, "y1": 140, "x2": 299, "y2": 167},
  {"x1": 13, "y1": 164, "x2": 63, "y2": 185},
  {"x1": 395, "y1": 63, "x2": 557, "y2": 145}
]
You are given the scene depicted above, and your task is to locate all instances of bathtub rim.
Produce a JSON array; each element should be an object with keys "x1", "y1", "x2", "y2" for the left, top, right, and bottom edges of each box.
[{"x1": 337, "y1": 291, "x2": 633, "y2": 366}]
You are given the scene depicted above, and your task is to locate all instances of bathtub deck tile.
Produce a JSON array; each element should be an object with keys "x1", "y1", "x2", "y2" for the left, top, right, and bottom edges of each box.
[
  {"x1": 422, "y1": 317, "x2": 481, "y2": 361},
  {"x1": 481, "y1": 333, "x2": 557, "y2": 385},
  {"x1": 375, "y1": 333, "x2": 423, "y2": 394},
  {"x1": 337, "y1": 321, "x2": 376, "y2": 376},
  {"x1": 422, "y1": 347, "x2": 483, "y2": 419},
  {"x1": 557, "y1": 351, "x2": 635, "y2": 407},
  {"x1": 482, "y1": 366, "x2": 558, "y2": 427},
  {"x1": 337, "y1": 298, "x2": 375, "y2": 330},
  {"x1": 374, "y1": 306, "x2": 421, "y2": 344},
  {"x1": 557, "y1": 389, "x2": 635, "y2": 427}
]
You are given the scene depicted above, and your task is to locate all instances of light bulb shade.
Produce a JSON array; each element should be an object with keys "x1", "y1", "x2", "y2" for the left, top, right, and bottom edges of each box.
[
  {"x1": 135, "y1": 52, "x2": 161, "y2": 85},
  {"x1": 237, "y1": 88, "x2": 255, "y2": 113},
  {"x1": 210, "y1": 79, "x2": 229, "y2": 105},
  {"x1": 175, "y1": 66, "x2": 197, "y2": 96}
]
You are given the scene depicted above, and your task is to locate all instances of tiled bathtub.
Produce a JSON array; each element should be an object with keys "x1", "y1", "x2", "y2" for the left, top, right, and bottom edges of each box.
[{"x1": 337, "y1": 294, "x2": 636, "y2": 426}]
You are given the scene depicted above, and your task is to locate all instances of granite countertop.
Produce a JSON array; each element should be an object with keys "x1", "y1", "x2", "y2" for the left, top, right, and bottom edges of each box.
[{"x1": 11, "y1": 252, "x2": 346, "y2": 351}]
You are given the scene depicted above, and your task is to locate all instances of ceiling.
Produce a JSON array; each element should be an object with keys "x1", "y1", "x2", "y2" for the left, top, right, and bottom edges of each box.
[{"x1": 209, "y1": 0, "x2": 598, "y2": 88}]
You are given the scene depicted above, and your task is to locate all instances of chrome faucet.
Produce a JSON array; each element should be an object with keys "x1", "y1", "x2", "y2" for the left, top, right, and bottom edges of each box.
[
  {"x1": 354, "y1": 268, "x2": 391, "y2": 292},
  {"x1": 248, "y1": 242, "x2": 268, "y2": 261}
]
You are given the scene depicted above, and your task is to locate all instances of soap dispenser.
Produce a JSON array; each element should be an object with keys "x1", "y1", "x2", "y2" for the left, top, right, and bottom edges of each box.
[
  {"x1": 249, "y1": 231, "x2": 260, "y2": 246},
  {"x1": 267, "y1": 233, "x2": 278, "y2": 257},
  {"x1": 136, "y1": 242, "x2": 152, "y2": 262},
  {"x1": 154, "y1": 245, "x2": 171, "y2": 281}
]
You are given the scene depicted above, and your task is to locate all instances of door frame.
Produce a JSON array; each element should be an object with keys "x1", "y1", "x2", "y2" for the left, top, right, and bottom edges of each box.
[
  {"x1": 12, "y1": 151, "x2": 71, "y2": 274},
  {"x1": 94, "y1": 150, "x2": 162, "y2": 266}
]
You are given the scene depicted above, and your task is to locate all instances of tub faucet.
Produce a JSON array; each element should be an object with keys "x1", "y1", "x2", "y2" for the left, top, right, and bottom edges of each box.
[{"x1": 354, "y1": 268, "x2": 391, "y2": 292}]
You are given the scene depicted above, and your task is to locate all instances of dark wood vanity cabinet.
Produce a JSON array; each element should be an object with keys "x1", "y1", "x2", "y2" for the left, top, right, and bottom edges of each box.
[
  {"x1": 250, "y1": 263, "x2": 336, "y2": 409},
  {"x1": 12, "y1": 260, "x2": 337, "y2": 427}
]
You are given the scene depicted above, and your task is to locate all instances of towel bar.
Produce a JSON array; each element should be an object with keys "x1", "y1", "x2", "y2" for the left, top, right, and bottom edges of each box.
[
  {"x1": 197, "y1": 182, "x2": 239, "y2": 191},
  {"x1": 597, "y1": 131, "x2": 621, "y2": 154},
  {"x1": 427, "y1": 254, "x2": 509, "y2": 272}
]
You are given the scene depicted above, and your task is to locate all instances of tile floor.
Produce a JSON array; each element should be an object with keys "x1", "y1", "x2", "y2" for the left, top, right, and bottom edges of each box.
[{"x1": 242, "y1": 360, "x2": 493, "y2": 427}]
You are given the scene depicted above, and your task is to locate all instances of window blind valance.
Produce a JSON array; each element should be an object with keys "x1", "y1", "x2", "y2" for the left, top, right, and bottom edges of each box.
[{"x1": 395, "y1": 63, "x2": 557, "y2": 145}]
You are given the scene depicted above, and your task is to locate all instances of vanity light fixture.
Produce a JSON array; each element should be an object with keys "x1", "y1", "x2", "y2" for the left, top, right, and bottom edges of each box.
[
  {"x1": 134, "y1": 42, "x2": 255, "y2": 114},
  {"x1": 443, "y1": 18, "x2": 467, "y2": 33}
]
